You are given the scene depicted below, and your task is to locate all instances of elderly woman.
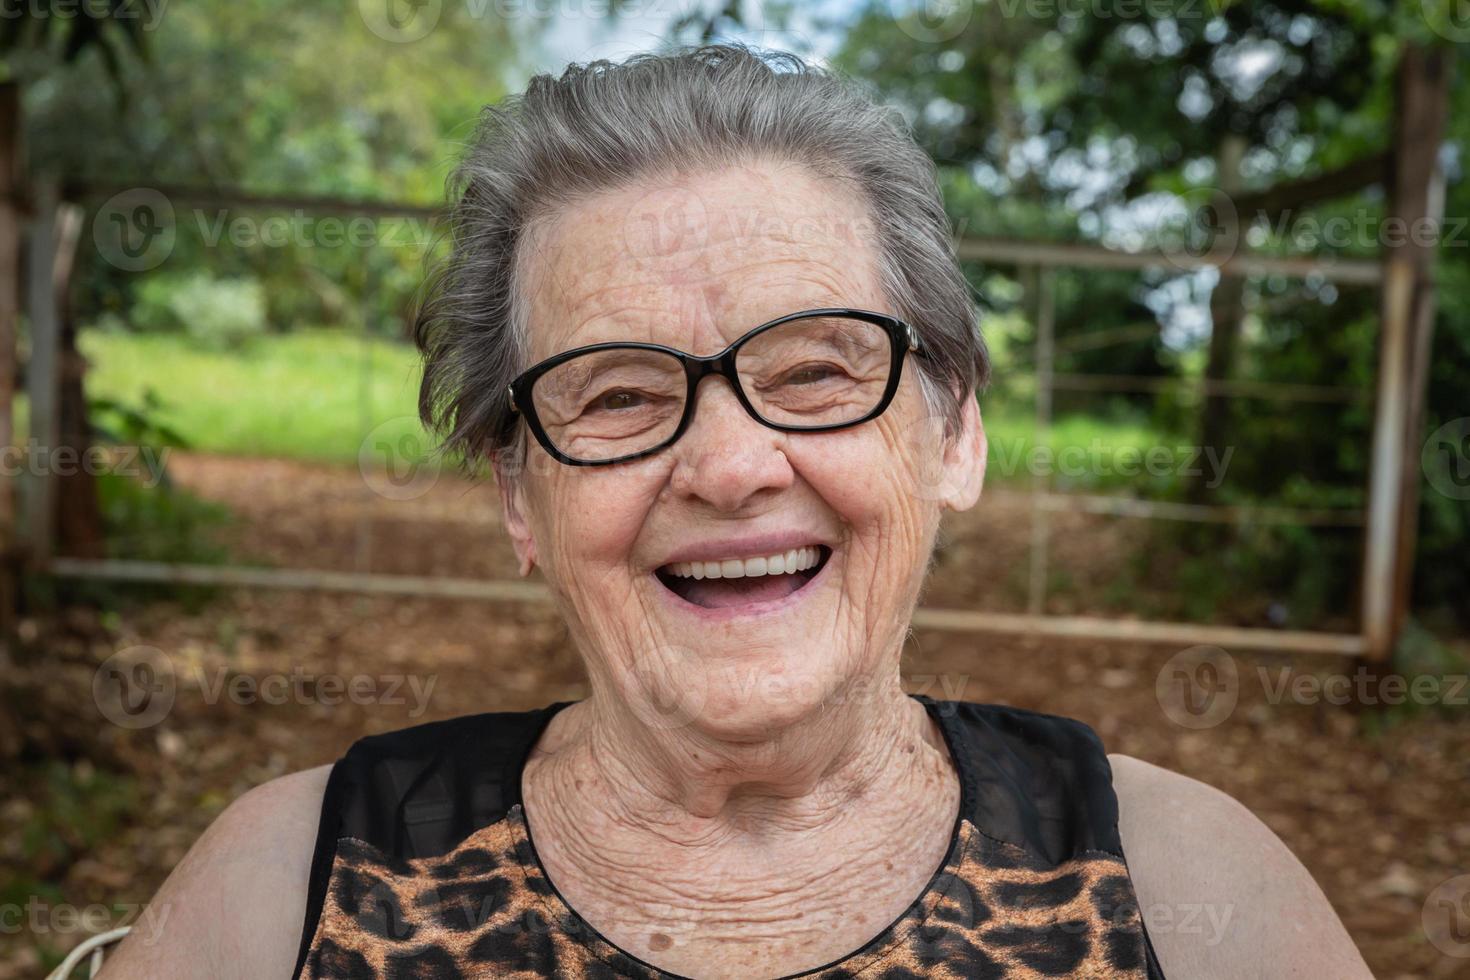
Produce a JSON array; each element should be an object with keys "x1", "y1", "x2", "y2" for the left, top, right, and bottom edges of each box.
[{"x1": 107, "y1": 46, "x2": 1369, "y2": 979}]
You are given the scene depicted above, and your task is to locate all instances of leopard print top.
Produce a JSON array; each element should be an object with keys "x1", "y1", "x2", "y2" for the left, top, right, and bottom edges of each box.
[{"x1": 294, "y1": 698, "x2": 1166, "y2": 978}]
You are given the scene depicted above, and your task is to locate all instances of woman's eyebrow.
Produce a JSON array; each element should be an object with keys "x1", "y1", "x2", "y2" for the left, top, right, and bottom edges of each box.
[{"x1": 548, "y1": 304, "x2": 673, "y2": 350}]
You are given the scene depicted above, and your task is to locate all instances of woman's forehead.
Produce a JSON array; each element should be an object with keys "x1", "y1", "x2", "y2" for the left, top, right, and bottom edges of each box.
[{"x1": 519, "y1": 164, "x2": 885, "y2": 356}]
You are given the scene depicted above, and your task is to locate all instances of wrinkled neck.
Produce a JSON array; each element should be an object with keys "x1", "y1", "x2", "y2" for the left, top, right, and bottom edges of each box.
[{"x1": 527, "y1": 680, "x2": 951, "y2": 843}]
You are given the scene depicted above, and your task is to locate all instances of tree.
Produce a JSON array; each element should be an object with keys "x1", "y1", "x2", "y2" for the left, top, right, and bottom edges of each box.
[{"x1": 1, "y1": 3, "x2": 150, "y2": 608}]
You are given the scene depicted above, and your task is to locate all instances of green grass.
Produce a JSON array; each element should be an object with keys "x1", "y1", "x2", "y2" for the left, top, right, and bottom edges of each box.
[
  {"x1": 980, "y1": 403, "x2": 1183, "y2": 495},
  {"x1": 78, "y1": 327, "x2": 430, "y2": 464}
]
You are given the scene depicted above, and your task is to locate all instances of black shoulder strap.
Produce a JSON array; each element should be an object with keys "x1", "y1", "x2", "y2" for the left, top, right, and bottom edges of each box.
[
  {"x1": 922, "y1": 697, "x2": 1124, "y2": 863},
  {"x1": 291, "y1": 702, "x2": 571, "y2": 979}
]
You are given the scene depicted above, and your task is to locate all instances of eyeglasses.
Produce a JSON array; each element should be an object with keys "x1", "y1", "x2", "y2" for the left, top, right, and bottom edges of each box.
[{"x1": 507, "y1": 308, "x2": 922, "y2": 466}]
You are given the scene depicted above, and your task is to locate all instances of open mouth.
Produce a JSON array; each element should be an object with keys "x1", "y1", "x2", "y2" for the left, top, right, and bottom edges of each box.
[{"x1": 655, "y1": 546, "x2": 832, "y2": 610}]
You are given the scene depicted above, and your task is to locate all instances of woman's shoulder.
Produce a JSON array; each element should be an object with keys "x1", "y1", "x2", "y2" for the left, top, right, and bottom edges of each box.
[
  {"x1": 1108, "y1": 754, "x2": 1372, "y2": 979},
  {"x1": 100, "y1": 701, "x2": 559, "y2": 980},
  {"x1": 100, "y1": 765, "x2": 332, "y2": 979}
]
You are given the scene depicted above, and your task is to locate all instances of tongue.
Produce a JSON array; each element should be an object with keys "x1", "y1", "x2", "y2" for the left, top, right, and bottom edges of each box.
[{"x1": 679, "y1": 573, "x2": 807, "y2": 609}]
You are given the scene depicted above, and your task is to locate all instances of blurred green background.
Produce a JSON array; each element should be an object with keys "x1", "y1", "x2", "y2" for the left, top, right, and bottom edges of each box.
[{"x1": 10, "y1": 0, "x2": 1463, "y2": 633}]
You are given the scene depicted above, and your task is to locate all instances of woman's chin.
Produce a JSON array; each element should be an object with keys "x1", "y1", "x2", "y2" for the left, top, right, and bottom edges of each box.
[{"x1": 686, "y1": 679, "x2": 840, "y2": 742}]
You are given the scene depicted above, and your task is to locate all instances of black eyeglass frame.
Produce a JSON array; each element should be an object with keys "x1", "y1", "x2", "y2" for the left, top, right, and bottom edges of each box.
[{"x1": 506, "y1": 307, "x2": 922, "y2": 467}]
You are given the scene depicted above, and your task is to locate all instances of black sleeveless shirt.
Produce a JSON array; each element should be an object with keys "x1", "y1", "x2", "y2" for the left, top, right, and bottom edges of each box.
[{"x1": 294, "y1": 696, "x2": 1166, "y2": 978}]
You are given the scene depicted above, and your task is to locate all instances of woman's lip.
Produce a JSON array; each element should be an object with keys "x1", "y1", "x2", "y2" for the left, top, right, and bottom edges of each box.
[
  {"x1": 653, "y1": 547, "x2": 834, "y2": 620},
  {"x1": 655, "y1": 531, "x2": 832, "y2": 569}
]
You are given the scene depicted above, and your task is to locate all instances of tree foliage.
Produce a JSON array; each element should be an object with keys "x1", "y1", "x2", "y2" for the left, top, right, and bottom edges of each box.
[{"x1": 834, "y1": 2, "x2": 1468, "y2": 627}]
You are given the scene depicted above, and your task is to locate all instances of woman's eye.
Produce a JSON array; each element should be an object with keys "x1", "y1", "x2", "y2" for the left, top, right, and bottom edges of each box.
[
  {"x1": 589, "y1": 389, "x2": 647, "y2": 413},
  {"x1": 779, "y1": 364, "x2": 843, "y2": 386}
]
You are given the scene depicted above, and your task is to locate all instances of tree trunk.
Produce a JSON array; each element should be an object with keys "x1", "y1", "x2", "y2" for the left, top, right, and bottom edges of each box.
[
  {"x1": 1192, "y1": 135, "x2": 1248, "y2": 504},
  {"x1": 55, "y1": 200, "x2": 104, "y2": 558},
  {"x1": 0, "y1": 83, "x2": 20, "y2": 634},
  {"x1": 56, "y1": 370, "x2": 105, "y2": 558}
]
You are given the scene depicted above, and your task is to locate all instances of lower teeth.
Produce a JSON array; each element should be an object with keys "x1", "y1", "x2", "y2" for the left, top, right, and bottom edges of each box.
[{"x1": 661, "y1": 568, "x2": 816, "y2": 609}]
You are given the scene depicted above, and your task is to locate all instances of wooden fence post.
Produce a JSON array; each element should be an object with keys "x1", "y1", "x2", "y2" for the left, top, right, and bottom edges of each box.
[
  {"x1": 1027, "y1": 266, "x2": 1055, "y2": 616},
  {"x1": 23, "y1": 179, "x2": 60, "y2": 567},
  {"x1": 1362, "y1": 44, "x2": 1451, "y2": 663}
]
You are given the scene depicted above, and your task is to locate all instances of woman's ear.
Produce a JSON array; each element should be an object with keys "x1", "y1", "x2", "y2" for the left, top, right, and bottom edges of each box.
[
  {"x1": 938, "y1": 391, "x2": 986, "y2": 513},
  {"x1": 494, "y1": 458, "x2": 539, "y2": 576}
]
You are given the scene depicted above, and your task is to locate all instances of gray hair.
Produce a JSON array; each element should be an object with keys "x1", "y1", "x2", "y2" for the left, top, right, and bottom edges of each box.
[{"x1": 415, "y1": 44, "x2": 988, "y2": 471}]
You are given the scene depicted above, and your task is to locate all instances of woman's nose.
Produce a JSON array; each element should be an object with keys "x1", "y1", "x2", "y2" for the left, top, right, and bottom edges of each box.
[{"x1": 667, "y1": 377, "x2": 794, "y2": 512}]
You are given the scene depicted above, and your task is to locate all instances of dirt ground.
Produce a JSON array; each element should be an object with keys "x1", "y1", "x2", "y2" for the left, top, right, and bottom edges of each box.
[{"x1": 5, "y1": 452, "x2": 1468, "y2": 978}]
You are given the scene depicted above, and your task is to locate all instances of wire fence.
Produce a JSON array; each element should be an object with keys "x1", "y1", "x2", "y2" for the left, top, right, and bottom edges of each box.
[{"x1": 16, "y1": 187, "x2": 1428, "y2": 662}]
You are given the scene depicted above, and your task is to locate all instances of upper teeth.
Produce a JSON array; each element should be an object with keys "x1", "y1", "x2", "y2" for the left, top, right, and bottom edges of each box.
[{"x1": 664, "y1": 547, "x2": 822, "y2": 580}]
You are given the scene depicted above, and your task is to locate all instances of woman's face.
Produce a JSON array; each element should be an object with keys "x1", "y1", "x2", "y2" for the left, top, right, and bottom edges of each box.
[{"x1": 504, "y1": 160, "x2": 985, "y2": 739}]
